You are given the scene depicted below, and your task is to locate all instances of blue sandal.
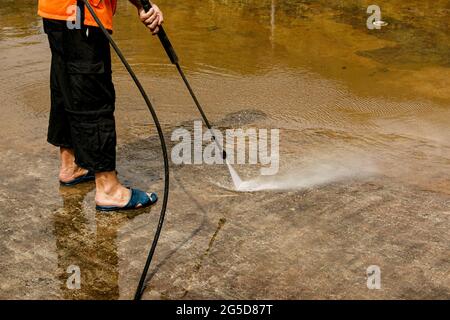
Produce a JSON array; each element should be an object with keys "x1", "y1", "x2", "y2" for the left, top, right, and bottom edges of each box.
[
  {"x1": 96, "y1": 188, "x2": 158, "y2": 212},
  {"x1": 60, "y1": 170, "x2": 95, "y2": 187}
]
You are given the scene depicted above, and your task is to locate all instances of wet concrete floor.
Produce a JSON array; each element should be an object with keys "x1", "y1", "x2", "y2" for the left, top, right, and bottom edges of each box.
[{"x1": 0, "y1": 0, "x2": 449, "y2": 299}]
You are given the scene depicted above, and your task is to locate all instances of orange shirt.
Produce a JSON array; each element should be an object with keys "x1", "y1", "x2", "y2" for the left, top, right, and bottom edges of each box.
[{"x1": 38, "y1": 0, "x2": 117, "y2": 30}]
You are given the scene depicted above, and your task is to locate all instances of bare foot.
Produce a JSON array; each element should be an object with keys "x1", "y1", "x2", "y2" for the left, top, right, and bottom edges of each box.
[
  {"x1": 59, "y1": 147, "x2": 89, "y2": 183},
  {"x1": 95, "y1": 171, "x2": 154, "y2": 209},
  {"x1": 95, "y1": 174, "x2": 131, "y2": 207}
]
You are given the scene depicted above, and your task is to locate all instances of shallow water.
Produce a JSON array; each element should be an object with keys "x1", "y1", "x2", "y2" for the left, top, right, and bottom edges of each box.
[{"x1": 0, "y1": 0, "x2": 449, "y2": 299}]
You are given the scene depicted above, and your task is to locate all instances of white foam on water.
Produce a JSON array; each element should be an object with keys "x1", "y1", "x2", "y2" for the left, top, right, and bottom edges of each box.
[
  {"x1": 225, "y1": 160, "x2": 243, "y2": 189},
  {"x1": 223, "y1": 155, "x2": 378, "y2": 192}
]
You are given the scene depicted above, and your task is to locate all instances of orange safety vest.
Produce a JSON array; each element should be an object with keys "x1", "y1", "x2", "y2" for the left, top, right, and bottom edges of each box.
[{"x1": 38, "y1": 0, "x2": 117, "y2": 30}]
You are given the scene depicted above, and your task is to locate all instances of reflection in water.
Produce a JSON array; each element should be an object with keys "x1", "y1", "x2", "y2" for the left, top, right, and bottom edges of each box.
[
  {"x1": 2, "y1": 0, "x2": 449, "y2": 101},
  {"x1": 54, "y1": 184, "x2": 144, "y2": 300},
  {"x1": 270, "y1": 0, "x2": 276, "y2": 48},
  {"x1": 0, "y1": 0, "x2": 42, "y2": 39}
]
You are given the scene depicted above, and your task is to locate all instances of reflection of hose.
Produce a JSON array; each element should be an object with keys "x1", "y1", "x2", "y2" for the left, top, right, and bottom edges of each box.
[{"x1": 81, "y1": 0, "x2": 170, "y2": 300}]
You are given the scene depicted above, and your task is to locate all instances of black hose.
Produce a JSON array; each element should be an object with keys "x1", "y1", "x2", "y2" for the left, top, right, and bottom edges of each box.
[
  {"x1": 84, "y1": 0, "x2": 231, "y2": 300},
  {"x1": 80, "y1": 0, "x2": 170, "y2": 300}
]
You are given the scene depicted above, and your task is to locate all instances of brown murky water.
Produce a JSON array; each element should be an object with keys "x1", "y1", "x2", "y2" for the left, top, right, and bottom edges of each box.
[{"x1": 0, "y1": 0, "x2": 449, "y2": 299}]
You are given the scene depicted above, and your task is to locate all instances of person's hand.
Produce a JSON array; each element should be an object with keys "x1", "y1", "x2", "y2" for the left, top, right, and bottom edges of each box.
[{"x1": 138, "y1": 4, "x2": 164, "y2": 35}]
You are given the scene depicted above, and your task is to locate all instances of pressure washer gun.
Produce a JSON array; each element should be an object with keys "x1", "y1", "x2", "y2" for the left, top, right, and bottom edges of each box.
[
  {"x1": 140, "y1": 0, "x2": 228, "y2": 160},
  {"x1": 140, "y1": 0, "x2": 178, "y2": 64}
]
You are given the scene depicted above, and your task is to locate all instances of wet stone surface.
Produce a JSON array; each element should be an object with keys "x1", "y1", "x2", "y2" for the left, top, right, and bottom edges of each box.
[{"x1": 0, "y1": 0, "x2": 449, "y2": 299}]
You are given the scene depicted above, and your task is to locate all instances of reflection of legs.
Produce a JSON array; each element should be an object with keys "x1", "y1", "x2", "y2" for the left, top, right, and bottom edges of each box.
[
  {"x1": 94, "y1": 212, "x2": 124, "y2": 299},
  {"x1": 54, "y1": 185, "x2": 122, "y2": 299},
  {"x1": 54, "y1": 185, "x2": 94, "y2": 300}
]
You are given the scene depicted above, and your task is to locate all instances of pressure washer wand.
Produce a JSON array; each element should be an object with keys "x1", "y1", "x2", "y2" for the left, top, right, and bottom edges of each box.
[
  {"x1": 140, "y1": 0, "x2": 227, "y2": 159},
  {"x1": 134, "y1": 2, "x2": 241, "y2": 297}
]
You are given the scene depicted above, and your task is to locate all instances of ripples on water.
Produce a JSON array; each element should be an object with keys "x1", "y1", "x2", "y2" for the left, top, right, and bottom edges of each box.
[{"x1": 3, "y1": 0, "x2": 448, "y2": 187}]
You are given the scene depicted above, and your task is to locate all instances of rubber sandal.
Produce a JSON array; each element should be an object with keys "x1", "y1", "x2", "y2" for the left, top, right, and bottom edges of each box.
[
  {"x1": 60, "y1": 170, "x2": 95, "y2": 187},
  {"x1": 96, "y1": 188, "x2": 158, "y2": 212}
]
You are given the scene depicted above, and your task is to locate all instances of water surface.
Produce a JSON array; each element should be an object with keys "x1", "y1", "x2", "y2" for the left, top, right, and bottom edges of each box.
[{"x1": 0, "y1": 0, "x2": 449, "y2": 299}]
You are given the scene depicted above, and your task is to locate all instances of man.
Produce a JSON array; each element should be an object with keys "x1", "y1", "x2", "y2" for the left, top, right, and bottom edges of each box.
[{"x1": 38, "y1": 0, "x2": 164, "y2": 211}]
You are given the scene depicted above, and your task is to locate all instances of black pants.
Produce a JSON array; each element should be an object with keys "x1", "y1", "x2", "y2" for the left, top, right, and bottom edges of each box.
[{"x1": 44, "y1": 18, "x2": 116, "y2": 173}]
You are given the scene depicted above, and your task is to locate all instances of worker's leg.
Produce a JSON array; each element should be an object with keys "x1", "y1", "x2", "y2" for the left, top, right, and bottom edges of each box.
[
  {"x1": 44, "y1": 18, "x2": 90, "y2": 183},
  {"x1": 62, "y1": 23, "x2": 154, "y2": 208},
  {"x1": 62, "y1": 24, "x2": 116, "y2": 173}
]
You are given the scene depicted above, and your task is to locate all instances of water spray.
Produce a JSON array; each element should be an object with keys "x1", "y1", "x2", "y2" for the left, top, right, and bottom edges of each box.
[
  {"x1": 81, "y1": 0, "x2": 243, "y2": 300},
  {"x1": 136, "y1": 1, "x2": 243, "y2": 190}
]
